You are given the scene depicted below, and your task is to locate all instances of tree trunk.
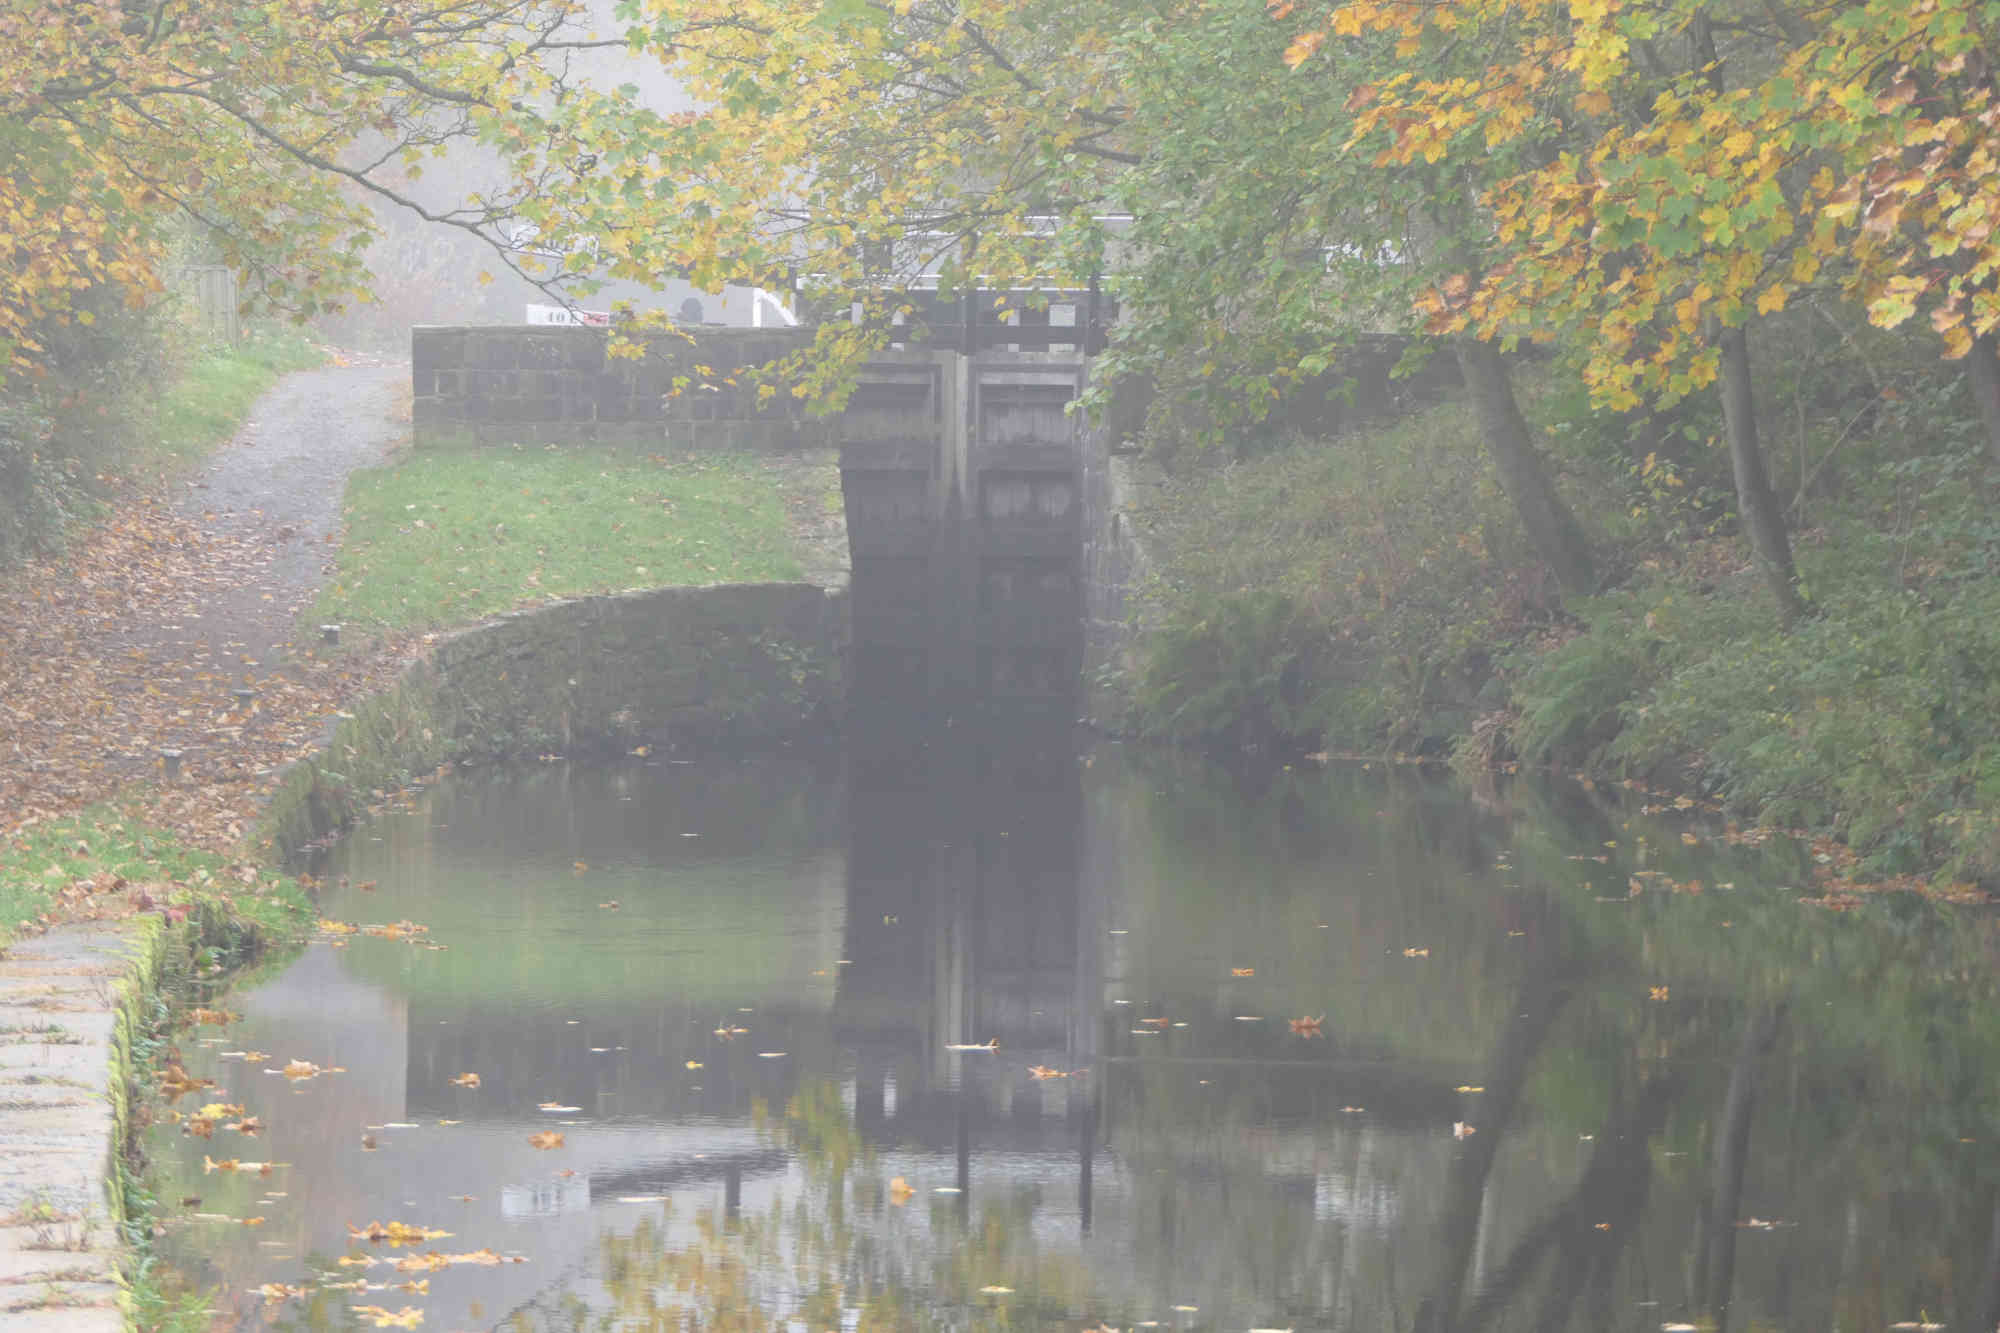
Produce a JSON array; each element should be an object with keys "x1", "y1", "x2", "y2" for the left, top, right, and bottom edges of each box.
[
  {"x1": 1716, "y1": 326, "x2": 1807, "y2": 625},
  {"x1": 1456, "y1": 338, "x2": 1597, "y2": 597},
  {"x1": 1967, "y1": 331, "x2": 2000, "y2": 468}
]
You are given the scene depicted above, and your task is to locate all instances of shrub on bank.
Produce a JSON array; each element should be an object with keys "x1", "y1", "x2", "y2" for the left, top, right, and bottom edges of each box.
[
  {"x1": 1125, "y1": 393, "x2": 1581, "y2": 753},
  {"x1": 1122, "y1": 337, "x2": 2000, "y2": 886},
  {"x1": 1535, "y1": 440, "x2": 2000, "y2": 882}
]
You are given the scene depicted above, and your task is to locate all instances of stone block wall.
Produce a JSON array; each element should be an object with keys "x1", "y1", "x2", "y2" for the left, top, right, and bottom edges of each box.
[
  {"x1": 260, "y1": 582, "x2": 848, "y2": 859},
  {"x1": 411, "y1": 325, "x2": 836, "y2": 450}
]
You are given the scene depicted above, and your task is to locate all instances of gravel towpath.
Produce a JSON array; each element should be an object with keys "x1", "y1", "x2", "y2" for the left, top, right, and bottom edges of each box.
[
  {"x1": 0, "y1": 360, "x2": 410, "y2": 1331},
  {"x1": 1, "y1": 362, "x2": 410, "y2": 837}
]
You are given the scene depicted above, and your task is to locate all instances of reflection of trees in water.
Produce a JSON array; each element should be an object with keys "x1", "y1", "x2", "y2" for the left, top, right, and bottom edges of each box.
[
  {"x1": 189, "y1": 753, "x2": 2000, "y2": 1333},
  {"x1": 501, "y1": 1078, "x2": 1099, "y2": 1333}
]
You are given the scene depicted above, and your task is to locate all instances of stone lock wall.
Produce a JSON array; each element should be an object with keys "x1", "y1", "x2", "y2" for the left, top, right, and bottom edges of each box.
[
  {"x1": 411, "y1": 325, "x2": 835, "y2": 450},
  {"x1": 259, "y1": 582, "x2": 848, "y2": 859}
]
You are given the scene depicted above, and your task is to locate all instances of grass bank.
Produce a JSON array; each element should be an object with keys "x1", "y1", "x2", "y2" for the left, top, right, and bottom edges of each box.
[
  {"x1": 0, "y1": 324, "x2": 322, "y2": 566},
  {"x1": 1119, "y1": 327, "x2": 2000, "y2": 890},
  {"x1": 126, "y1": 329, "x2": 325, "y2": 483},
  {"x1": 306, "y1": 445, "x2": 814, "y2": 635},
  {"x1": 0, "y1": 807, "x2": 312, "y2": 944}
]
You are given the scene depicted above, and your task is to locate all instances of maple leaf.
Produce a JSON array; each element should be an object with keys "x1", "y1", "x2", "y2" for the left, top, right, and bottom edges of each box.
[
  {"x1": 528, "y1": 1131, "x2": 565, "y2": 1150},
  {"x1": 1282, "y1": 30, "x2": 1326, "y2": 69}
]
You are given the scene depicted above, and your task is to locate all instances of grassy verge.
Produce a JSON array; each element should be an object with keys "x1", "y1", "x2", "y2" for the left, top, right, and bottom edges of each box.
[
  {"x1": 1, "y1": 322, "x2": 323, "y2": 566},
  {"x1": 306, "y1": 445, "x2": 809, "y2": 634},
  {"x1": 123, "y1": 328, "x2": 325, "y2": 483},
  {"x1": 1120, "y1": 332, "x2": 2000, "y2": 889},
  {"x1": 0, "y1": 807, "x2": 312, "y2": 946}
]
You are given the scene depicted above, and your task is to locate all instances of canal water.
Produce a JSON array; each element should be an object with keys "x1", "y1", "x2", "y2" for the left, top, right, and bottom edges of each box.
[{"x1": 150, "y1": 733, "x2": 2000, "y2": 1333}]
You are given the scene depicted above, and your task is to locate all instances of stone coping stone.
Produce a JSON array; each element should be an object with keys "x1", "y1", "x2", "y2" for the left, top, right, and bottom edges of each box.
[{"x1": 0, "y1": 923, "x2": 149, "y2": 1332}]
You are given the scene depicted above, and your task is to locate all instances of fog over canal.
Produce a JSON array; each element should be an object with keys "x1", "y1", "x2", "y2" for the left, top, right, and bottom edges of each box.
[{"x1": 148, "y1": 716, "x2": 2000, "y2": 1333}]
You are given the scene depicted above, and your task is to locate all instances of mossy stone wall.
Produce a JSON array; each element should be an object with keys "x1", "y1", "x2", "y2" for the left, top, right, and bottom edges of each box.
[{"x1": 260, "y1": 582, "x2": 846, "y2": 859}]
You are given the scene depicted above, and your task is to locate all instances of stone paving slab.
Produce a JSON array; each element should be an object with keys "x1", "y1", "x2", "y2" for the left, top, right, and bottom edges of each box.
[{"x1": 0, "y1": 924, "x2": 148, "y2": 1330}]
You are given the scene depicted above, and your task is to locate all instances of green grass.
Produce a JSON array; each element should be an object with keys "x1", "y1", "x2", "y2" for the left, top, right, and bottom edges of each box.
[
  {"x1": 127, "y1": 328, "x2": 324, "y2": 480},
  {"x1": 2, "y1": 324, "x2": 323, "y2": 567},
  {"x1": 0, "y1": 808, "x2": 311, "y2": 946},
  {"x1": 307, "y1": 445, "x2": 808, "y2": 634}
]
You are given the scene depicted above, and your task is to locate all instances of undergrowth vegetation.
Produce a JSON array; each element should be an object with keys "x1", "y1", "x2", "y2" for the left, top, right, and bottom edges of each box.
[
  {"x1": 0, "y1": 300, "x2": 320, "y2": 567},
  {"x1": 1123, "y1": 309, "x2": 2000, "y2": 887}
]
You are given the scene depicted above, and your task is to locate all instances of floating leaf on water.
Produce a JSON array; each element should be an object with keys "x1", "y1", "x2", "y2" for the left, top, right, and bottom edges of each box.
[
  {"x1": 979, "y1": 1285, "x2": 1014, "y2": 1295},
  {"x1": 450, "y1": 1072, "x2": 480, "y2": 1088},
  {"x1": 1650, "y1": 986, "x2": 1671, "y2": 1002},
  {"x1": 1453, "y1": 1122, "x2": 1477, "y2": 1139},
  {"x1": 1289, "y1": 1016, "x2": 1325, "y2": 1037},
  {"x1": 350, "y1": 1305, "x2": 424, "y2": 1329},
  {"x1": 617, "y1": 1195, "x2": 668, "y2": 1203},
  {"x1": 159, "y1": 1064, "x2": 217, "y2": 1100},
  {"x1": 757, "y1": 1051, "x2": 786, "y2": 1059},
  {"x1": 189, "y1": 1008, "x2": 240, "y2": 1026},
  {"x1": 888, "y1": 1177, "x2": 915, "y2": 1205},
  {"x1": 932, "y1": 1186, "x2": 962, "y2": 1194},
  {"x1": 1230, "y1": 967, "x2": 1255, "y2": 977},
  {"x1": 1402, "y1": 947, "x2": 1430, "y2": 958},
  {"x1": 528, "y1": 1131, "x2": 565, "y2": 1150},
  {"x1": 1233, "y1": 1015, "x2": 1263, "y2": 1022},
  {"x1": 276, "y1": 1059, "x2": 344, "y2": 1081},
  {"x1": 359, "y1": 921, "x2": 428, "y2": 940},
  {"x1": 1454, "y1": 1086, "x2": 1485, "y2": 1094},
  {"x1": 945, "y1": 1039, "x2": 998, "y2": 1052},
  {"x1": 348, "y1": 1221, "x2": 453, "y2": 1246},
  {"x1": 685, "y1": 1060, "x2": 704, "y2": 1070},
  {"x1": 1340, "y1": 1106, "x2": 1365, "y2": 1113},
  {"x1": 203, "y1": 1156, "x2": 276, "y2": 1175},
  {"x1": 537, "y1": 1103, "x2": 581, "y2": 1114}
]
